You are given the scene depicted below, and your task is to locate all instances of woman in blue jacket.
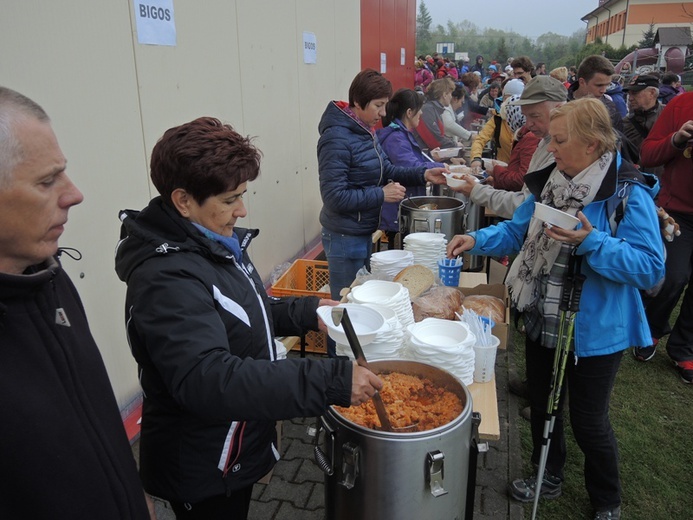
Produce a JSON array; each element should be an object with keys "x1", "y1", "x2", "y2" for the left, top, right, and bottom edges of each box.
[
  {"x1": 317, "y1": 69, "x2": 446, "y2": 300},
  {"x1": 376, "y1": 88, "x2": 445, "y2": 243},
  {"x1": 448, "y1": 98, "x2": 664, "y2": 520}
]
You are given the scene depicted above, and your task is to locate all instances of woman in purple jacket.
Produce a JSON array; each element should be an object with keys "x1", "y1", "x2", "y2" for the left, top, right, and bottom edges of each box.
[{"x1": 376, "y1": 88, "x2": 446, "y2": 242}]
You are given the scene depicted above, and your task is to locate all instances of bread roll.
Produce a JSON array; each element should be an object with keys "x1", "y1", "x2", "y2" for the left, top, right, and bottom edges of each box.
[
  {"x1": 393, "y1": 264, "x2": 435, "y2": 299},
  {"x1": 459, "y1": 295, "x2": 505, "y2": 324},
  {"x1": 413, "y1": 286, "x2": 464, "y2": 322}
]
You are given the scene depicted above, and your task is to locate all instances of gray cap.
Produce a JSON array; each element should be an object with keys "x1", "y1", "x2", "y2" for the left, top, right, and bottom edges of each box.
[{"x1": 511, "y1": 75, "x2": 568, "y2": 105}]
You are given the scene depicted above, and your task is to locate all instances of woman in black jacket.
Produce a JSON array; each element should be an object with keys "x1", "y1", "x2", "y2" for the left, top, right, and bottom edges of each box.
[{"x1": 115, "y1": 117, "x2": 382, "y2": 520}]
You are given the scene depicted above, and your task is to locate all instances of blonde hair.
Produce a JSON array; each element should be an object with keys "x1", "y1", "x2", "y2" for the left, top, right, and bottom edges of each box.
[
  {"x1": 426, "y1": 78, "x2": 455, "y2": 102},
  {"x1": 550, "y1": 98, "x2": 616, "y2": 157},
  {"x1": 549, "y1": 67, "x2": 568, "y2": 83}
]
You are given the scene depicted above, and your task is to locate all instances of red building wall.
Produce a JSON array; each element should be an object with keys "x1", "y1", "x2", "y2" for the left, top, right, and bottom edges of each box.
[{"x1": 360, "y1": 0, "x2": 416, "y2": 92}]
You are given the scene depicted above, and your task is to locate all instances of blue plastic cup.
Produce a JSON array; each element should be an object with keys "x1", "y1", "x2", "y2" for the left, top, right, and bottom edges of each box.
[{"x1": 438, "y1": 258, "x2": 463, "y2": 287}]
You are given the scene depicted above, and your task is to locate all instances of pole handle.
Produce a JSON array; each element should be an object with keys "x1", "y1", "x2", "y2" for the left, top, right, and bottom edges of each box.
[
  {"x1": 570, "y1": 274, "x2": 586, "y2": 312},
  {"x1": 559, "y1": 274, "x2": 573, "y2": 312}
]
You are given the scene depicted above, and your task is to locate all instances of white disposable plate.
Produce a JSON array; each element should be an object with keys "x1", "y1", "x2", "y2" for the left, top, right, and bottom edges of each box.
[{"x1": 534, "y1": 202, "x2": 580, "y2": 230}]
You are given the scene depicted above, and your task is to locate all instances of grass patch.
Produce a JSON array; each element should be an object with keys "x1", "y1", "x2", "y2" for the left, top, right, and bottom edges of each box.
[{"x1": 510, "y1": 302, "x2": 693, "y2": 519}]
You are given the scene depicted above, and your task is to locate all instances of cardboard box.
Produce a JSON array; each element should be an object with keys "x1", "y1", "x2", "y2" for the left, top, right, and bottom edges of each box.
[{"x1": 457, "y1": 281, "x2": 510, "y2": 350}]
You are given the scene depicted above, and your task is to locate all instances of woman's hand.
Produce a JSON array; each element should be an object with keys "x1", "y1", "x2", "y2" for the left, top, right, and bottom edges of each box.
[
  {"x1": 447, "y1": 234, "x2": 476, "y2": 257},
  {"x1": 317, "y1": 299, "x2": 340, "y2": 332},
  {"x1": 424, "y1": 167, "x2": 449, "y2": 185},
  {"x1": 447, "y1": 173, "x2": 477, "y2": 197},
  {"x1": 383, "y1": 182, "x2": 406, "y2": 202},
  {"x1": 350, "y1": 363, "x2": 383, "y2": 406},
  {"x1": 543, "y1": 211, "x2": 592, "y2": 245}
]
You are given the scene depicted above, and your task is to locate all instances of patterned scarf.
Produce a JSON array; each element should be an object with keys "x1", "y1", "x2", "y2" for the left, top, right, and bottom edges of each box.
[{"x1": 506, "y1": 151, "x2": 612, "y2": 312}]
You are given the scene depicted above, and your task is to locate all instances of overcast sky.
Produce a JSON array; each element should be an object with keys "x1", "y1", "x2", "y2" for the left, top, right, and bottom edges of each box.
[{"x1": 419, "y1": 0, "x2": 600, "y2": 39}]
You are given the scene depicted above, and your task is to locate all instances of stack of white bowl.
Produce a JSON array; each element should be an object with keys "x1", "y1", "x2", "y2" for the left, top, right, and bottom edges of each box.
[
  {"x1": 335, "y1": 303, "x2": 404, "y2": 361},
  {"x1": 370, "y1": 249, "x2": 414, "y2": 279},
  {"x1": 347, "y1": 280, "x2": 415, "y2": 329},
  {"x1": 403, "y1": 233, "x2": 448, "y2": 274},
  {"x1": 405, "y1": 318, "x2": 476, "y2": 386}
]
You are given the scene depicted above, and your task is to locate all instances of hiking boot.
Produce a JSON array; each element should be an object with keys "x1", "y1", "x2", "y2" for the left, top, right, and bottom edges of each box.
[
  {"x1": 520, "y1": 406, "x2": 531, "y2": 421},
  {"x1": 508, "y1": 371, "x2": 529, "y2": 398},
  {"x1": 594, "y1": 506, "x2": 621, "y2": 519},
  {"x1": 508, "y1": 472, "x2": 562, "y2": 502},
  {"x1": 633, "y1": 338, "x2": 658, "y2": 362},
  {"x1": 673, "y1": 359, "x2": 693, "y2": 384}
]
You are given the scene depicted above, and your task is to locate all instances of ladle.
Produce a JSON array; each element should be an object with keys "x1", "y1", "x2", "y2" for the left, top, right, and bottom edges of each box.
[{"x1": 331, "y1": 307, "x2": 418, "y2": 432}]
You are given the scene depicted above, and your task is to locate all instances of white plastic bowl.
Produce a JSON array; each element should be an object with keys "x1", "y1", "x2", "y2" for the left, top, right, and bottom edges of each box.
[
  {"x1": 316, "y1": 304, "x2": 386, "y2": 346},
  {"x1": 407, "y1": 318, "x2": 471, "y2": 347},
  {"x1": 350, "y1": 280, "x2": 404, "y2": 304},
  {"x1": 444, "y1": 172, "x2": 478, "y2": 189},
  {"x1": 534, "y1": 202, "x2": 580, "y2": 230},
  {"x1": 371, "y1": 249, "x2": 413, "y2": 263},
  {"x1": 437, "y1": 147, "x2": 463, "y2": 158}
]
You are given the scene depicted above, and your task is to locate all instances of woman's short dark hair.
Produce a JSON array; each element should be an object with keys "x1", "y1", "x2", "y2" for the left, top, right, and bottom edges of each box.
[
  {"x1": 452, "y1": 86, "x2": 466, "y2": 101},
  {"x1": 382, "y1": 88, "x2": 424, "y2": 127},
  {"x1": 348, "y1": 69, "x2": 393, "y2": 108},
  {"x1": 150, "y1": 117, "x2": 261, "y2": 205}
]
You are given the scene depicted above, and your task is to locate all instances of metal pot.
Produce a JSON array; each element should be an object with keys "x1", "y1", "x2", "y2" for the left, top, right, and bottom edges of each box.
[
  {"x1": 314, "y1": 360, "x2": 481, "y2": 520},
  {"x1": 398, "y1": 196, "x2": 465, "y2": 241}
]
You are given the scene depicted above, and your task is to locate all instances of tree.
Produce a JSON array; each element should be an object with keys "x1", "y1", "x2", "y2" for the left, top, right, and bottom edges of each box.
[
  {"x1": 638, "y1": 21, "x2": 656, "y2": 48},
  {"x1": 416, "y1": 1, "x2": 433, "y2": 54}
]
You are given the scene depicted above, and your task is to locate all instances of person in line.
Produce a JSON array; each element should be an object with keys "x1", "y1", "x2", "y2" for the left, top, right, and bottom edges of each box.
[
  {"x1": 414, "y1": 77, "x2": 459, "y2": 150},
  {"x1": 469, "y1": 78, "x2": 525, "y2": 168},
  {"x1": 452, "y1": 76, "x2": 567, "y2": 219},
  {"x1": 115, "y1": 117, "x2": 384, "y2": 519},
  {"x1": 567, "y1": 55, "x2": 623, "y2": 132},
  {"x1": 447, "y1": 98, "x2": 664, "y2": 520},
  {"x1": 442, "y1": 84, "x2": 475, "y2": 145},
  {"x1": 377, "y1": 88, "x2": 446, "y2": 244},
  {"x1": 414, "y1": 60, "x2": 433, "y2": 93},
  {"x1": 459, "y1": 72, "x2": 490, "y2": 127},
  {"x1": 510, "y1": 56, "x2": 534, "y2": 84},
  {"x1": 622, "y1": 74, "x2": 664, "y2": 174},
  {"x1": 606, "y1": 74, "x2": 628, "y2": 118},
  {"x1": 471, "y1": 54, "x2": 485, "y2": 75},
  {"x1": 658, "y1": 72, "x2": 681, "y2": 105},
  {"x1": 549, "y1": 66, "x2": 571, "y2": 89},
  {"x1": 638, "y1": 92, "x2": 693, "y2": 383},
  {"x1": 535, "y1": 62, "x2": 547, "y2": 75},
  {"x1": 318, "y1": 69, "x2": 447, "y2": 300},
  {"x1": 0, "y1": 86, "x2": 152, "y2": 519},
  {"x1": 479, "y1": 82, "x2": 501, "y2": 109}
]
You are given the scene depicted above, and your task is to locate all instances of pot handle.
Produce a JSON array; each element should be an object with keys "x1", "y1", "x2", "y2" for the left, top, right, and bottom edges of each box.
[{"x1": 313, "y1": 416, "x2": 335, "y2": 476}]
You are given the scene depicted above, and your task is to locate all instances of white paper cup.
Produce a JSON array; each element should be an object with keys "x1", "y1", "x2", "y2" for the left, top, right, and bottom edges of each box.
[{"x1": 473, "y1": 335, "x2": 500, "y2": 383}]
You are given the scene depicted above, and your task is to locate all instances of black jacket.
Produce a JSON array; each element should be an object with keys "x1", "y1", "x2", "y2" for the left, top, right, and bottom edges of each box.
[
  {"x1": 115, "y1": 198, "x2": 353, "y2": 503},
  {"x1": 0, "y1": 257, "x2": 149, "y2": 519}
]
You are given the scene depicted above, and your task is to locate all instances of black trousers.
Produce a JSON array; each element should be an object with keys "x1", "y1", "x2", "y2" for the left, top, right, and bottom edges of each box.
[
  {"x1": 526, "y1": 335, "x2": 623, "y2": 510},
  {"x1": 644, "y1": 210, "x2": 693, "y2": 362},
  {"x1": 170, "y1": 486, "x2": 253, "y2": 520}
]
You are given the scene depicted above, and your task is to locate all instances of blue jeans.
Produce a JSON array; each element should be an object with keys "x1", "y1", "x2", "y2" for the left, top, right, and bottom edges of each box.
[
  {"x1": 321, "y1": 229, "x2": 372, "y2": 301},
  {"x1": 526, "y1": 335, "x2": 623, "y2": 511}
]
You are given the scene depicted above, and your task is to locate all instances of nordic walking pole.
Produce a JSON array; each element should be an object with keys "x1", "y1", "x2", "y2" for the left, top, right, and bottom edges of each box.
[{"x1": 530, "y1": 272, "x2": 581, "y2": 520}]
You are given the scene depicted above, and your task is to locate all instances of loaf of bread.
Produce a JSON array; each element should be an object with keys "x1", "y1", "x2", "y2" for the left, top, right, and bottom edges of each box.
[
  {"x1": 393, "y1": 265, "x2": 435, "y2": 299},
  {"x1": 413, "y1": 286, "x2": 464, "y2": 322},
  {"x1": 460, "y1": 295, "x2": 506, "y2": 324}
]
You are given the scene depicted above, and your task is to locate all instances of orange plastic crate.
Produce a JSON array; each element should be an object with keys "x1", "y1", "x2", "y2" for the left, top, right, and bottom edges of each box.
[
  {"x1": 303, "y1": 330, "x2": 327, "y2": 354},
  {"x1": 270, "y1": 259, "x2": 330, "y2": 298}
]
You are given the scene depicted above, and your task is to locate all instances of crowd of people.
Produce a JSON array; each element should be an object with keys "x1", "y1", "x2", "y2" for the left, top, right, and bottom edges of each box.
[{"x1": 1, "y1": 47, "x2": 690, "y2": 520}]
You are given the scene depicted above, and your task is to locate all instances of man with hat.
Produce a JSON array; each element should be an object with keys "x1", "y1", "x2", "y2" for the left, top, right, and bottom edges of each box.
[
  {"x1": 622, "y1": 74, "x2": 664, "y2": 168},
  {"x1": 453, "y1": 75, "x2": 567, "y2": 219}
]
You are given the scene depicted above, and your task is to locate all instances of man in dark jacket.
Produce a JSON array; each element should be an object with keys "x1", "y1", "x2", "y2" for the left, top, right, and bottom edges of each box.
[
  {"x1": 568, "y1": 55, "x2": 624, "y2": 132},
  {"x1": 0, "y1": 86, "x2": 152, "y2": 518},
  {"x1": 622, "y1": 74, "x2": 664, "y2": 175}
]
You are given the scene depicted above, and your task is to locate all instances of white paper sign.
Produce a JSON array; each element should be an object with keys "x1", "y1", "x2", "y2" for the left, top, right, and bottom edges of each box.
[
  {"x1": 303, "y1": 32, "x2": 317, "y2": 64},
  {"x1": 134, "y1": 0, "x2": 176, "y2": 46},
  {"x1": 380, "y1": 53, "x2": 387, "y2": 74},
  {"x1": 400, "y1": 48, "x2": 406, "y2": 66}
]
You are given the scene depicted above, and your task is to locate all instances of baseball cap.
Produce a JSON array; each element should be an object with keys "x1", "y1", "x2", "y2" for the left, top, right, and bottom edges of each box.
[
  {"x1": 511, "y1": 75, "x2": 568, "y2": 105},
  {"x1": 623, "y1": 74, "x2": 659, "y2": 92}
]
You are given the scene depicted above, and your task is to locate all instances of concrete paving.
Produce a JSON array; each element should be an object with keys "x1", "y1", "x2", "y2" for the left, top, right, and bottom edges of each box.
[{"x1": 136, "y1": 343, "x2": 525, "y2": 520}]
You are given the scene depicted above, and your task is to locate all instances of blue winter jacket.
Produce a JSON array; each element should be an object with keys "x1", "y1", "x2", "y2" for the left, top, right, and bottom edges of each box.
[
  {"x1": 318, "y1": 101, "x2": 428, "y2": 236},
  {"x1": 469, "y1": 156, "x2": 665, "y2": 358},
  {"x1": 606, "y1": 82, "x2": 628, "y2": 118},
  {"x1": 377, "y1": 121, "x2": 445, "y2": 231}
]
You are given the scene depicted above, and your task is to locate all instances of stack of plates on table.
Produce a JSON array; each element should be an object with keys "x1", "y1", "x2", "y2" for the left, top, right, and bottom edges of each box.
[
  {"x1": 404, "y1": 318, "x2": 476, "y2": 386},
  {"x1": 403, "y1": 233, "x2": 448, "y2": 274},
  {"x1": 370, "y1": 249, "x2": 414, "y2": 279},
  {"x1": 347, "y1": 280, "x2": 415, "y2": 329},
  {"x1": 335, "y1": 303, "x2": 405, "y2": 361}
]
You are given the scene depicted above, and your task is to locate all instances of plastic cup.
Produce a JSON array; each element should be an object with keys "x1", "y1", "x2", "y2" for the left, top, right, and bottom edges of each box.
[
  {"x1": 473, "y1": 335, "x2": 500, "y2": 383},
  {"x1": 438, "y1": 258, "x2": 463, "y2": 287}
]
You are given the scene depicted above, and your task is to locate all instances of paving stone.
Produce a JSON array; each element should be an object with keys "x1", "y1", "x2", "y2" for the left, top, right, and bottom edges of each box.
[
  {"x1": 271, "y1": 457, "x2": 302, "y2": 481},
  {"x1": 295, "y1": 458, "x2": 324, "y2": 483},
  {"x1": 260, "y1": 477, "x2": 312, "y2": 507},
  {"x1": 248, "y1": 499, "x2": 279, "y2": 519},
  {"x1": 274, "y1": 500, "x2": 324, "y2": 520}
]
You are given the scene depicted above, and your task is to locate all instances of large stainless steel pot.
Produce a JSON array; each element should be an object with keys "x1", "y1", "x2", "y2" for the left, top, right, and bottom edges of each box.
[
  {"x1": 398, "y1": 196, "x2": 464, "y2": 241},
  {"x1": 314, "y1": 360, "x2": 481, "y2": 520}
]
